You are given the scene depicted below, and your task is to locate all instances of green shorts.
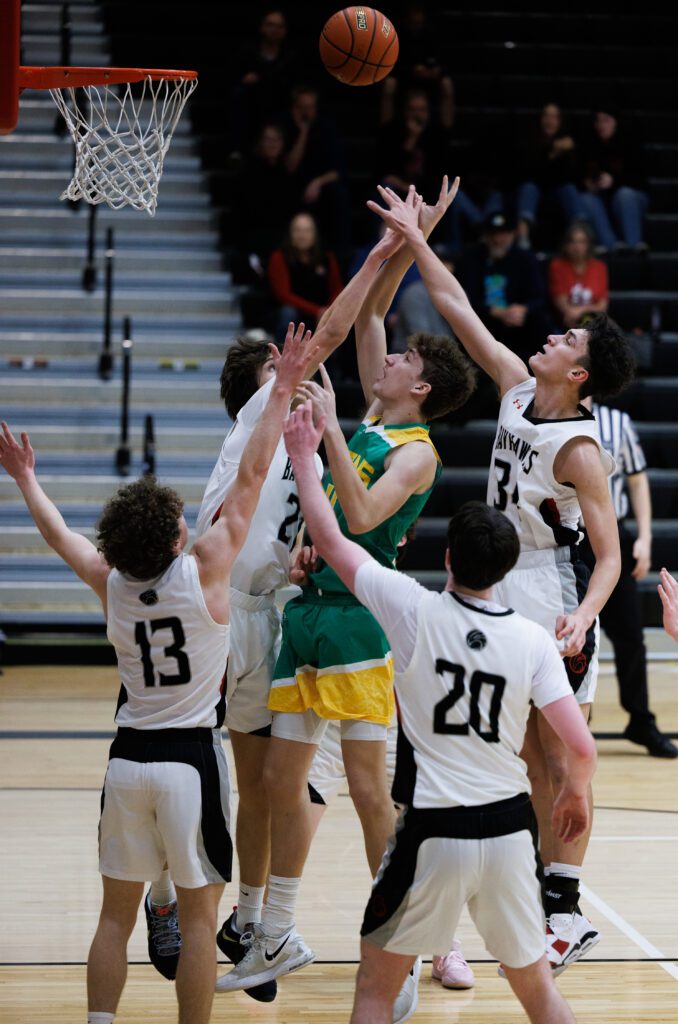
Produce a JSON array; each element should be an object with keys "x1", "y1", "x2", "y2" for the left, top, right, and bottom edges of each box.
[{"x1": 267, "y1": 591, "x2": 394, "y2": 726}]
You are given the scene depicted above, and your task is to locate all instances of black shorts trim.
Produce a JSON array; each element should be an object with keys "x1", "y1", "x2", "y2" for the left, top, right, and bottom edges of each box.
[
  {"x1": 308, "y1": 781, "x2": 327, "y2": 806},
  {"x1": 108, "y1": 727, "x2": 232, "y2": 882},
  {"x1": 361, "y1": 794, "x2": 536, "y2": 939}
]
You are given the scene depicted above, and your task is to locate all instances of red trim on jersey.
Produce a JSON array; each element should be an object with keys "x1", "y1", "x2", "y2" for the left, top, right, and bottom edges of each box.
[{"x1": 211, "y1": 502, "x2": 224, "y2": 526}]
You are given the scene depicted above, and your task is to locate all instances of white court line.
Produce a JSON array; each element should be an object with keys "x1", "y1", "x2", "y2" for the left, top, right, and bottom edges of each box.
[
  {"x1": 590, "y1": 836, "x2": 678, "y2": 842},
  {"x1": 580, "y1": 883, "x2": 678, "y2": 982}
]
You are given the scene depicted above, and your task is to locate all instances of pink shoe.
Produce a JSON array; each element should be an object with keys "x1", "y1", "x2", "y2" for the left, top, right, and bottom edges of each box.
[{"x1": 431, "y1": 940, "x2": 475, "y2": 989}]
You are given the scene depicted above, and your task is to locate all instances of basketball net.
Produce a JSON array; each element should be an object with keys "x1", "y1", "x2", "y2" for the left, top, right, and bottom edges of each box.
[{"x1": 50, "y1": 75, "x2": 197, "y2": 215}]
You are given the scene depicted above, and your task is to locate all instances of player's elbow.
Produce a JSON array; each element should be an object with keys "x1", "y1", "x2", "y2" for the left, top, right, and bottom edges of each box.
[
  {"x1": 344, "y1": 508, "x2": 375, "y2": 535},
  {"x1": 569, "y1": 733, "x2": 597, "y2": 773}
]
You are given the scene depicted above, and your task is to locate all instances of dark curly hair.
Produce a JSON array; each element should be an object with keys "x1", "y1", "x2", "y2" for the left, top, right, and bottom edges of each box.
[
  {"x1": 407, "y1": 333, "x2": 478, "y2": 420},
  {"x1": 220, "y1": 337, "x2": 272, "y2": 420},
  {"x1": 578, "y1": 313, "x2": 636, "y2": 400},
  {"x1": 96, "y1": 476, "x2": 184, "y2": 580},
  {"x1": 447, "y1": 501, "x2": 520, "y2": 591}
]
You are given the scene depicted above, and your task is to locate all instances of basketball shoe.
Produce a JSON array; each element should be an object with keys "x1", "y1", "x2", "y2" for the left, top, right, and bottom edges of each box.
[
  {"x1": 215, "y1": 910, "x2": 278, "y2": 1002},
  {"x1": 392, "y1": 957, "x2": 421, "y2": 1024},
  {"x1": 432, "y1": 940, "x2": 475, "y2": 989},
  {"x1": 546, "y1": 911, "x2": 584, "y2": 976},
  {"x1": 573, "y1": 907, "x2": 601, "y2": 956},
  {"x1": 144, "y1": 892, "x2": 181, "y2": 980},
  {"x1": 215, "y1": 922, "x2": 315, "y2": 992}
]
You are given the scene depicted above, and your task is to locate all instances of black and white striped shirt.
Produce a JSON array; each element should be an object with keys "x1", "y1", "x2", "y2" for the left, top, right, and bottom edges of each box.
[{"x1": 593, "y1": 404, "x2": 647, "y2": 521}]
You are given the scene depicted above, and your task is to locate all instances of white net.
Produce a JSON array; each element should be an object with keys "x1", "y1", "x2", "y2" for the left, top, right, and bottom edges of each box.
[{"x1": 50, "y1": 75, "x2": 198, "y2": 215}]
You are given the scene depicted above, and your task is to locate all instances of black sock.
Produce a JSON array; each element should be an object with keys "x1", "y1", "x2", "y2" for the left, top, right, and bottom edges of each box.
[{"x1": 543, "y1": 874, "x2": 579, "y2": 918}]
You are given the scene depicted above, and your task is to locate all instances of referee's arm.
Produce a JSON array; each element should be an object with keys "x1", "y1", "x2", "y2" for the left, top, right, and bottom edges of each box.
[{"x1": 627, "y1": 470, "x2": 652, "y2": 579}]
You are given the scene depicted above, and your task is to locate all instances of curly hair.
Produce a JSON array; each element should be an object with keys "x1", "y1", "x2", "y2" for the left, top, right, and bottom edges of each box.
[
  {"x1": 447, "y1": 501, "x2": 520, "y2": 591},
  {"x1": 220, "y1": 337, "x2": 272, "y2": 419},
  {"x1": 96, "y1": 476, "x2": 184, "y2": 580},
  {"x1": 578, "y1": 313, "x2": 636, "y2": 400},
  {"x1": 407, "y1": 333, "x2": 478, "y2": 420}
]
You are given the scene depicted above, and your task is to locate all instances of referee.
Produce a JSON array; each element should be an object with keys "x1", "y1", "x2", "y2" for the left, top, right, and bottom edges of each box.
[{"x1": 582, "y1": 403, "x2": 677, "y2": 758}]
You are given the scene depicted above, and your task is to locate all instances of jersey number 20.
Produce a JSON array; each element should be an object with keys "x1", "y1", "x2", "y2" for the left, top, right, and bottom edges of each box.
[
  {"x1": 135, "y1": 617, "x2": 192, "y2": 687},
  {"x1": 433, "y1": 659, "x2": 505, "y2": 743}
]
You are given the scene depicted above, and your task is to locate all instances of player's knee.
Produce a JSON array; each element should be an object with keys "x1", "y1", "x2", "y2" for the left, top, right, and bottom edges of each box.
[
  {"x1": 347, "y1": 774, "x2": 389, "y2": 817},
  {"x1": 237, "y1": 772, "x2": 269, "y2": 811},
  {"x1": 263, "y1": 758, "x2": 306, "y2": 807}
]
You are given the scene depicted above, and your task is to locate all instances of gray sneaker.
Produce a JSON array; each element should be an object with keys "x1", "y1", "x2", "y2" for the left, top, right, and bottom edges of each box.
[
  {"x1": 392, "y1": 957, "x2": 421, "y2": 1024},
  {"x1": 215, "y1": 924, "x2": 315, "y2": 992}
]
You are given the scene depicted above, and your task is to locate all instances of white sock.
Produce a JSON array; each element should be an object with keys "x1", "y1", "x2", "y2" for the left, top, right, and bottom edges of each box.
[
  {"x1": 546, "y1": 862, "x2": 582, "y2": 881},
  {"x1": 150, "y1": 870, "x2": 176, "y2": 907},
  {"x1": 236, "y1": 883, "x2": 266, "y2": 933},
  {"x1": 87, "y1": 1014, "x2": 115, "y2": 1024},
  {"x1": 261, "y1": 875, "x2": 301, "y2": 936}
]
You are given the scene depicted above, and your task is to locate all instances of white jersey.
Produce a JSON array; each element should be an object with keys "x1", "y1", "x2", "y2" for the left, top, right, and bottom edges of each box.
[
  {"x1": 196, "y1": 377, "x2": 322, "y2": 595},
  {"x1": 354, "y1": 561, "x2": 571, "y2": 810},
  {"x1": 487, "y1": 378, "x2": 615, "y2": 550},
  {"x1": 108, "y1": 553, "x2": 230, "y2": 730}
]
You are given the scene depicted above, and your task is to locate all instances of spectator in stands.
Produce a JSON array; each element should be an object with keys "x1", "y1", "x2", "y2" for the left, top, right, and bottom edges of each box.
[
  {"x1": 456, "y1": 212, "x2": 547, "y2": 364},
  {"x1": 233, "y1": 124, "x2": 297, "y2": 281},
  {"x1": 392, "y1": 258, "x2": 456, "y2": 352},
  {"x1": 228, "y1": 10, "x2": 296, "y2": 159},
  {"x1": 515, "y1": 102, "x2": 584, "y2": 250},
  {"x1": 268, "y1": 212, "x2": 343, "y2": 342},
  {"x1": 578, "y1": 104, "x2": 649, "y2": 253},
  {"x1": 280, "y1": 85, "x2": 352, "y2": 258},
  {"x1": 377, "y1": 89, "x2": 451, "y2": 201},
  {"x1": 380, "y1": 5, "x2": 454, "y2": 127},
  {"x1": 548, "y1": 222, "x2": 609, "y2": 329}
]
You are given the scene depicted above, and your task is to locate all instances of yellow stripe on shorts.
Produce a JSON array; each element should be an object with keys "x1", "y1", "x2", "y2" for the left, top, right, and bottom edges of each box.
[{"x1": 268, "y1": 656, "x2": 395, "y2": 725}]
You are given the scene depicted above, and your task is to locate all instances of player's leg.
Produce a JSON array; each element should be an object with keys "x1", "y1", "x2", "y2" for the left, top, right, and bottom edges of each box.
[
  {"x1": 228, "y1": 729, "x2": 271, "y2": 922},
  {"x1": 87, "y1": 877, "x2": 144, "y2": 1016},
  {"x1": 502, "y1": 957, "x2": 575, "y2": 1024},
  {"x1": 351, "y1": 941, "x2": 416, "y2": 1024},
  {"x1": 174, "y1": 882, "x2": 224, "y2": 1024},
  {"x1": 521, "y1": 705, "x2": 555, "y2": 865},
  {"x1": 341, "y1": 729, "x2": 396, "y2": 875}
]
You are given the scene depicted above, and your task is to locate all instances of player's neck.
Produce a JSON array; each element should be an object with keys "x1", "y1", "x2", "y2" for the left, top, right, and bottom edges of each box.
[
  {"x1": 532, "y1": 381, "x2": 582, "y2": 420},
  {"x1": 445, "y1": 581, "x2": 494, "y2": 603},
  {"x1": 379, "y1": 398, "x2": 426, "y2": 425}
]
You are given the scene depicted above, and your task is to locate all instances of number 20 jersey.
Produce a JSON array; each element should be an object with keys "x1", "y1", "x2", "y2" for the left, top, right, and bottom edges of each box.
[
  {"x1": 108, "y1": 553, "x2": 230, "y2": 730},
  {"x1": 487, "y1": 378, "x2": 614, "y2": 551}
]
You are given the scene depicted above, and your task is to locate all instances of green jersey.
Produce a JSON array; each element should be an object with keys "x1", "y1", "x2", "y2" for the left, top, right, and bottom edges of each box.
[{"x1": 311, "y1": 415, "x2": 442, "y2": 596}]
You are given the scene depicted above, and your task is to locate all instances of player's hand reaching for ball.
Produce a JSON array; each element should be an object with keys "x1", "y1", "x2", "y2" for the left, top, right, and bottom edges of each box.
[
  {"x1": 551, "y1": 786, "x2": 589, "y2": 843},
  {"x1": 0, "y1": 421, "x2": 35, "y2": 483},
  {"x1": 294, "y1": 363, "x2": 339, "y2": 434},
  {"x1": 284, "y1": 400, "x2": 327, "y2": 464},
  {"x1": 367, "y1": 183, "x2": 423, "y2": 242},
  {"x1": 274, "y1": 322, "x2": 319, "y2": 393},
  {"x1": 418, "y1": 175, "x2": 460, "y2": 238}
]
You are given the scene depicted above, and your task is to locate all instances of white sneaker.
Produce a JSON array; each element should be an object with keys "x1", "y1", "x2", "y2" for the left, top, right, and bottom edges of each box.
[
  {"x1": 215, "y1": 924, "x2": 315, "y2": 992},
  {"x1": 546, "y1": 912, "x2": 583, "y2": 977},
  {"x1": 573, "y1": 910, "x2": 601, "y2": 957},
  {"x1": 392, "y1": 957, "x2": 421, "y2": 1024}
]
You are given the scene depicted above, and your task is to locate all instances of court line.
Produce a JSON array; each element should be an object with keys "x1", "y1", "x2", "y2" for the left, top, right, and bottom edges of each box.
[
  {"x1": 590, "y1": 836, "x2": 678, "y2": 841},
  {"x1": 580, "y1": 883, "x2": 678, "y2": 982},
  {"x1": 2, "y1": 957, "x2": 676, "y2": 967}
]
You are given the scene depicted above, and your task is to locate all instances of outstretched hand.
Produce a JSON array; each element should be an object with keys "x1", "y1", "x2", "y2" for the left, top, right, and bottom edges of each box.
[
  {"x1": 418, "y1": 175, "x2": 460, "y2": 237},
  {"x1": 367, "y1": 184, "x2": 423, "y2": 242},
  {"x1": 0, "y1": 421, "x2": 35, "y2": 483},
  {"x1": 294, "y1": 363, "x2": 338, "y2": 433},
  {"x1": 283, "y1": 400, "x2": 326, "y2": 463},
  {"x1": 371, "y1": 226, "x2": 404, "y2": 262},
  {"x1": 274, "y1": 322, "x2": 320, "y2": 391}
]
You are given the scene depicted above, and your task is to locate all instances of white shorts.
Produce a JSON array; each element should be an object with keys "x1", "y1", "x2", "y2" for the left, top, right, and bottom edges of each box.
[
  {"x1": 493, "y1": 546, "x2": 599, "y2": 704},
  {"x1": 225, "y1": 590, "x2": 281, "y2": 735},
  {"x1": 271, "y1": 709, "x2": 387, "y2": 746},
  {"x1": 99, "y1": 728, "x2": 232, "y2": 889},
  {"x1": 362, "y1": 797, "x2": 544, "y2": 969},
  {"x1": 308, "y1": 720, "x2": 398, "y2": 804}
]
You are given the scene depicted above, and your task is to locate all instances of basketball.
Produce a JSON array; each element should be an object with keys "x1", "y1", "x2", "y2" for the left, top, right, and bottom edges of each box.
[{"x1": 319, "y1": 7, "x2": 399, "y2": 87}]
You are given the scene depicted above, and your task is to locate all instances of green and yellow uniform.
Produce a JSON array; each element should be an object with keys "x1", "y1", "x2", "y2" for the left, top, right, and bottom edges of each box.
[{"x1": 268, "y1": 416, "x2": 441, "y2": 725}]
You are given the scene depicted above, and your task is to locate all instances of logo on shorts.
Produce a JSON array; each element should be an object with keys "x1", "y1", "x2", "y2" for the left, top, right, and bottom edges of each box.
[
  {"x1": 371, "y1": 894, "x2": 388, "y2": 918},
  {"x1": 139, "y1": 589, "x2": 158, "y2": 606},
  {"x1": 466, "y1": 629, "x2": 487, "y2": 650},
  {"x1": 567, "y1": 653, "x2": 588, "y2": 675}
]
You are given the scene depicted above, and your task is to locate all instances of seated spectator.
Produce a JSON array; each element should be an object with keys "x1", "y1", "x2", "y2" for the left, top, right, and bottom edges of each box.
[
  {"x1": 280, "y1": 85, "x2": 352, "y2": 257},
  {"x1": 456, "y1": 213, "x2": 547, "y2": 364},
  {"x1": 232, "y1": 124, "x2": 297, "y2": 281},
  {"x1": 228, "y1": 10, "x2": 296, "y2": 158},
  {"x1": 549, "y1": 222, "x2": 609, "y2": 329},
  {"x1": 380, "y1": 5, "x2": 454, "y2": 127},
  {"x1": 515, "y1": 102, "x2": 583, "y2": 250},
  {"x1": 578, "y1": 104, "x2": 649, "y2": 253},
  {"x1": 392, "y1": 257, "x2": 456, "y2": 352},
  {"x1": 268, "y1": 212, "x2": 343, "y2": 341},
  {"x1": 377, "y1": 89, "x2": 451, "y2": 200}
]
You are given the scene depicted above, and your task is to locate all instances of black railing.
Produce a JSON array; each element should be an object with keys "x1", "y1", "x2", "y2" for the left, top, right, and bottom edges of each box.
[
  {"x1": 98, "y1": 227, "x2": 115, "y2": 380},
  {"x1": 82, "y1": 202, "x2": 97, "y2": 292},
  {"x1": 115, "y1": 317, "x2": 132, "y2": 476}
]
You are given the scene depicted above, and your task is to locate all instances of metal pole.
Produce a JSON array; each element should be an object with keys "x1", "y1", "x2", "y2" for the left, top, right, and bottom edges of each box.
[
  {"x1": 82, "y1": 202, "x2": 97, "y2": 292},
  {"x1": 53, "y1": 4, "x2": 70, "y2": 137},
  {"x1": 99, "y1": 227, "x2": 114, "y2": 380},
  {"x1": 142, "y1": 414, "x2": 156, "y2": 476},
  {"x1": 115, "y1": 318, "x2": 132, "y2": 476}
]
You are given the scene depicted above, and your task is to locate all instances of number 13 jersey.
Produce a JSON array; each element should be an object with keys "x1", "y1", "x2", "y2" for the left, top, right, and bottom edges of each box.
[
  {"x1": 488, "y1": 378, "x2": 614, "y2": 551},
  {"x1": 108, "y1": 553, "x2": 230, "y2": 730}
]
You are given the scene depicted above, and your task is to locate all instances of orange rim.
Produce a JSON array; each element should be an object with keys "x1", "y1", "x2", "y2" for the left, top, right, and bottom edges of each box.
[{"x1": 18, "y1": 66, "x2": 198, "y2": 91}]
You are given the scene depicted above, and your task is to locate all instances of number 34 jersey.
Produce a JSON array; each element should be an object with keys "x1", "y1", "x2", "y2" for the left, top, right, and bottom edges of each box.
[
  {"x1": 108, "y1": 553, "x2": 230, "y2": 730},
  {"x1": 488, "y1": 378, "x2": 614, "y2": 551}
]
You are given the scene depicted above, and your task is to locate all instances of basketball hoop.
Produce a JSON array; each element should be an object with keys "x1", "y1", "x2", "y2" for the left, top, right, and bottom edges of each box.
[{"x1": 0, "y1": 0, "x2": 197, "y2": 214}]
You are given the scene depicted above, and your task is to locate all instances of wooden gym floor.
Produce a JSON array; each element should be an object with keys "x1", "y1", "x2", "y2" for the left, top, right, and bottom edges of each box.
[{"x1": 1, "y1": 660, "x2": 677, "y2": 1022}]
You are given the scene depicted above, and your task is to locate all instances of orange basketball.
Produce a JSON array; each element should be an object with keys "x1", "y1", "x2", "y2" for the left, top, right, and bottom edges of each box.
[{"x1": 319, "y1": 7, "x2": 398, "y2": 87}]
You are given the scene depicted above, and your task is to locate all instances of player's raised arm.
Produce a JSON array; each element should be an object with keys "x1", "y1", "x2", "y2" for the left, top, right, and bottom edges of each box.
[
  {"x1": 0, "y1": 421, "x2": 109, "y2": 602},
  {"x1": 193, "y1": 323, "x2": 315, "y2": 580},
  {"x1": 355, "y1": 177, "x2": 459, "y2": 408},
  {"x1": 283, "y1": 401, "x2": 370, "y2": 592},
  {"x1": 367, "y1": 182, "x2": 528, "y2": 397}
]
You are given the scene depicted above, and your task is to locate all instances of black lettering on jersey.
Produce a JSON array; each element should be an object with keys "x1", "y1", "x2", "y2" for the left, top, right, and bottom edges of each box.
[
  {"x1": 524, "y1": 450, "x2": 539, "y2": 476},
  {"x1": 134, "y1": 617, "x2": 192, "y2": 687},
  {"x1": 282, "y1": 458, "x2": 295, "y2": 482},
  {"x1": 494, "y1": 427, "x2": 536, "y2": 473},
  {"x1": 278, "y1": 492, "x2": 302, "y2": 550}
]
